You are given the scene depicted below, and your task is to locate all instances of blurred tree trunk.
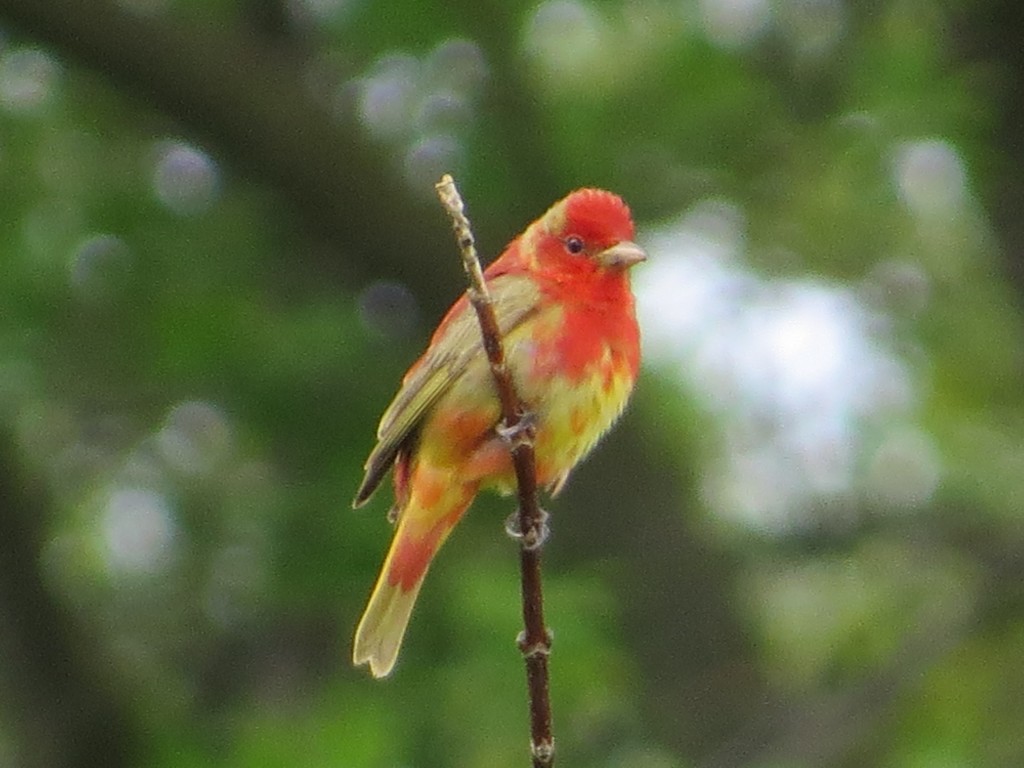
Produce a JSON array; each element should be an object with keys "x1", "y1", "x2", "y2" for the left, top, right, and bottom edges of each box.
[
  {"x1": 959, "y1": 0, "x2": 1024, "y2": 304},
  {"x1": 0, "y1": 435, "x2": 140, "y2": 768}
]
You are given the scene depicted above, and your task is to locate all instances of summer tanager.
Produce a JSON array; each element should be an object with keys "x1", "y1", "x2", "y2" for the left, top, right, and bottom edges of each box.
[{"x1": 352, "y1": 189, "x2": 645, "y2": 677}]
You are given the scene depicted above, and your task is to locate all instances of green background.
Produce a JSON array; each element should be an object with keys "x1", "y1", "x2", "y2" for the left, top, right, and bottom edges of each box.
[{"x1": 1, "y1": 1, "x2": 1023, "y2": 766}]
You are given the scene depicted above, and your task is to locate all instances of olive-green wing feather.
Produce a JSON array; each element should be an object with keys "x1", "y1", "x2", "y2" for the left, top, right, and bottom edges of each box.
[{"x1": 353, "y1": 274, "x2": 541, "y2": 507}]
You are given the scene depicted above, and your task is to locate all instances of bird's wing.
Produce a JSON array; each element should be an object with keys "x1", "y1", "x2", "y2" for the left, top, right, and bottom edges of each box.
[{"x1": 353, "y1": 273, "x2": 541, "y2": 507}]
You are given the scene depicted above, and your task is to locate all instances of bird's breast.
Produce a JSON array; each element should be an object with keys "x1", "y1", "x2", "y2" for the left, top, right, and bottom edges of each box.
[{"x1": 507, "y1": 301, "x2": 640, "y2": 485}]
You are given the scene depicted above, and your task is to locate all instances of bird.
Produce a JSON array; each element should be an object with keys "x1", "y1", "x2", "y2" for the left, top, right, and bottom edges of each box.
[{"x1": 352, "y1": 188, "x2": 645, "y2": 678}]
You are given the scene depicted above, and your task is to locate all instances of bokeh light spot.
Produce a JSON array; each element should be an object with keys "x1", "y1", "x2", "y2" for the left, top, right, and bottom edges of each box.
[
  {"x1": 424, "y1": 38, "x2": 487, "y2": 94},
  {"x1": 152, "y1": 140, "x2": 220, "y2": 216},
  {"x1": 893, "y1": 139, "x2": 967, "y2": 219},
  {"x1": 523, "y1": 0, "x2": 604, "y2": 74},
  {"x1": 102, "y1": 487, "x2": 177, "y2": 575},
  {"x1": 0, "y1": 47, "x2": 60, "y2": 114},
  {"x1": 69, "y1": 234, "x2": 132, "y2": 303},
  {"x1": 700, "y1": 0, "x2": 772, "y2": 50},
  {"x1": 156, "y1": 400, "x2": 232, "y2": 475},
  {"x1": 357, "y1": 54, "x2": 420, "y2": 139}
]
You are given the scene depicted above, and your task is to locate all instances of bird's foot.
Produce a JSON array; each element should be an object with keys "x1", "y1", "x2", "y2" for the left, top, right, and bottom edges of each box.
[
  {"x1": 496, "y1": 410, "x2": 536, "y2": 448},
  {"x1": 504, "y1": 507, "x2": 550, "y2": 551}
]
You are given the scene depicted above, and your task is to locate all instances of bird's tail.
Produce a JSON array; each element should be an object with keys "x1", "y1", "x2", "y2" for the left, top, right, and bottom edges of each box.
[{"x1": 353, "y1": 489, "x2": 472, "y2": 678}]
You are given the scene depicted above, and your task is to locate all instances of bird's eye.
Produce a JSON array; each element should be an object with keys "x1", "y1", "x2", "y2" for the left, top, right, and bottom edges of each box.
[{"x1": 565, "y1": 236, "x2": 585, "y2": 255}]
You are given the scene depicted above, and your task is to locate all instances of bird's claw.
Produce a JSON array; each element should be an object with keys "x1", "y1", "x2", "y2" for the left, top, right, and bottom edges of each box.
[
  {"x1": 504, "y1": 508, "x2": 550, "y2": 551},
  {"x1": 496, "y1": 410, "x2": 536, "y2": 447}
]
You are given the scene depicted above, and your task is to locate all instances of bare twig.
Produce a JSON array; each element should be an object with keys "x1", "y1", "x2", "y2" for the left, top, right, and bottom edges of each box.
[{"x1": 434, "y1": 175, "x2": 554, "y2": 767}]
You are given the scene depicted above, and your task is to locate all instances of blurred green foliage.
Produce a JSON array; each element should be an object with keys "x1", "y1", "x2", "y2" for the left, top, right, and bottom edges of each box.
[{"x1": 1, "y1": 0, "x2": 1024, "y2": 767}]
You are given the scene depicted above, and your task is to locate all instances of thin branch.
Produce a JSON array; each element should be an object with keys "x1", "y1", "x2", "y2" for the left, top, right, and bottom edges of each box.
[{"x1": 434, "y1": 174, "x2": 555, "y2": 768}]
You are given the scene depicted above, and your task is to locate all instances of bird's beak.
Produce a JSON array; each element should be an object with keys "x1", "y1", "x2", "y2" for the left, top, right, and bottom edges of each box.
[{"x1": 597, "y1": 240, "x2": 647, "y2": 270}]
